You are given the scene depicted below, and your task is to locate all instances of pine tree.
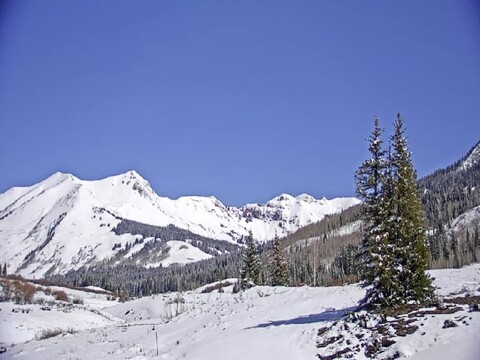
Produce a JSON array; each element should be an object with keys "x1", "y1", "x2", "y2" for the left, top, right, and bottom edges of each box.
[
  {"x1": 355, "y1": 116, "x2": 392, "y2": 305},
  {"x1": 387, "y1": 113, "x2": 435, "y2": 305},
  {"x1": 269, "y1": 233, "x2": 289, "y2": 286},
  {"x1": 2, "y1": 263, "x2": 6, "y2": 276},
  {"x1": 240, "y1": 232, "x2": 261, "y2": 289}
]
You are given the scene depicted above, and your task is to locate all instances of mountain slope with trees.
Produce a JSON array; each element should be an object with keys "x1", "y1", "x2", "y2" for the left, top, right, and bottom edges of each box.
[{"x1": 269, "y1": 139, "x2": 480, "y2": 291}]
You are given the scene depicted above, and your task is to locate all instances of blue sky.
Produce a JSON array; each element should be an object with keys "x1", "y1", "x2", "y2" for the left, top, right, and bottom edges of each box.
[{"x1": 1, "y1": 0, "x2": 479, "y2": 206}]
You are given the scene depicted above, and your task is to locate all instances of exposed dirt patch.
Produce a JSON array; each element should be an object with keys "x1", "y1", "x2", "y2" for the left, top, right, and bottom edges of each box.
[
  {"x1": 317, "y1": 347, "x2": 351, "y2": 360},
  {"x1": 407, "y1": 306, "x2": 462, "y2": 317},
  {"x1": 317, "y1": 335, "x2": 344, "y2": 348},
  {"x1": 445, "y1": 295, "x2": 480, "y2": 305}
]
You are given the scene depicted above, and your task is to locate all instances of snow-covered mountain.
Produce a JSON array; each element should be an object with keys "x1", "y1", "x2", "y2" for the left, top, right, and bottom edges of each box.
[
  {"x1": 458, "y1": 140, "x2": 480, "y2": 172},
  {"x1": 0, "y1": 171, "x2": 359, "y2": 277}
]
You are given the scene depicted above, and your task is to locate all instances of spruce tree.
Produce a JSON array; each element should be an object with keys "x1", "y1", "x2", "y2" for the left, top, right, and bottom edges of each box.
[
  {"x1": 240, "y1": 232, "x2": 262, "y2": 289},
  {"x1": 389, "y1": 113, "x2": 434, "y2": 304},
  {"x1": 355, "y1": 116, "x2": 391, "y2": 305},
  {"x1": 269, "y1": 233, "x2": 289, "y2": 286},
  {"x1": 2, "y1": 263, "x2": 6, "y2": 276}
]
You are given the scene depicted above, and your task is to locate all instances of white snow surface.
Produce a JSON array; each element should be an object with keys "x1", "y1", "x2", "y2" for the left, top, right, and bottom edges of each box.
[
  {"x1": 1, "y1": 264, "x2": 479, "y2": 359},
  {"x1": 145, "y1": 240, "x2": 213, "y2": 268},
  {"x1": 0, "y1": 171, "x2": 359, "y2": 277}
]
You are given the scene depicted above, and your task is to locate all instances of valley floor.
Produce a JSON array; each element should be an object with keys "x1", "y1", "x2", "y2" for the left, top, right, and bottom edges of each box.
[{"x1": 1, "y1": 264, "x2": 480, "y2": 360}]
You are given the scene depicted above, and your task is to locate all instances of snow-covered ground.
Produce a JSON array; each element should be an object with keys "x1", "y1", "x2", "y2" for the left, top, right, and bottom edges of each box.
[
  {"x1": 1, "y1": 264, "x2": 479, "y2": 359},
  {"x1": 0, "y1": 283, "x2": 119, "y2": 346},
  {"x1": 145, "y1": 240, "x2": 213, "y2": 268}
]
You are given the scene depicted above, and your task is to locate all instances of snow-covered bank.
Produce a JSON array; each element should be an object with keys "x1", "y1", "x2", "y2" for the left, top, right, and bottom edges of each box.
[
  {"x1": 1, "y1": 264, "x2": 479, "y2": 359},
  {"x1": 0, "y1": 280, "x2": 121, "y2": 346}
]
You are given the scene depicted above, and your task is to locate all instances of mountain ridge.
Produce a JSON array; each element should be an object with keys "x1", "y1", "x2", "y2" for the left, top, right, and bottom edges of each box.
[{"x1": 0, "y1": 170, "x2": 359, "y2": 277}]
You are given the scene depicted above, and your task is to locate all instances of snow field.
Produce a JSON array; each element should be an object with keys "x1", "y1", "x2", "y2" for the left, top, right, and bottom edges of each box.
[
  {"x1": 1, "y1": 264, "x2": 479, "y2": 359},
  {"x1": 0, "y1": 281, "x2": 120, "y2": 347}
]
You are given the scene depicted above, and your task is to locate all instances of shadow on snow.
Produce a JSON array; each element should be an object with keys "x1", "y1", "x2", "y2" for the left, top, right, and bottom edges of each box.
[{"x1": 245, "y1": 306, "x2": 356, "y2": 329}]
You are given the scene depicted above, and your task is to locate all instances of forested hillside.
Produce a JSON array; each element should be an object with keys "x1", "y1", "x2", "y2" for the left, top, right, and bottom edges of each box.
[
  {"x1": 419, "y1": 141, "x2": 480, "y2": 268},
  {"x1": 280, "y1": 141, "x2": 480, "y2": 286}
]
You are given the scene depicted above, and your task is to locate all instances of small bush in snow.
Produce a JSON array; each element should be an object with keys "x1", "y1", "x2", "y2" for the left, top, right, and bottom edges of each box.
[
  {"x1": 36, "y1": 328, "x2": 76, "y2": 340},
  {"x1": 0, "y1": 279, "x2": 38, "y2": 303},
  {"x1": 72, "y1": 297, "x2": 84, "y2": 305},
  {"x1": 164, "y1": 292, "x2": 187, "y2": 319},
  {"x1": 36, "y1": 328, "x2": 64, "y2": 340},
  {"x1": 13, "y1": 281, "x2": 37, "y2": 304},
  {"x1": 54, "y1": 290, "x2": 69, "y2": 302}
]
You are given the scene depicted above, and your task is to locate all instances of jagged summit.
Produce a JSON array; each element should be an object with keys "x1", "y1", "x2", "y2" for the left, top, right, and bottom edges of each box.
[{"x1": 267, "y1": 193, "x2": 294, "y2": 202}]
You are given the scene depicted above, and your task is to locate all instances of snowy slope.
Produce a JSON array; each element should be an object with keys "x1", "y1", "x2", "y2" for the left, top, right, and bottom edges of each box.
[
  {"x1": 1, "y1": 264, "x2": 479, "y2": 359},
  {"x1": 449, "y1": 205, "x2": 480, "y2": 236},
  {"x1": 0, "y1": 280, "x2": 120, "y2": 345},
  {"x1": 0, "y1": 171, "x2": 359, "y2": 277},
  {"x1": 144, "y1": 240, "x2": 213, "y2": 268},
  {"x1": 458, "y1": 141, "x2": 480, "y2": 171}
]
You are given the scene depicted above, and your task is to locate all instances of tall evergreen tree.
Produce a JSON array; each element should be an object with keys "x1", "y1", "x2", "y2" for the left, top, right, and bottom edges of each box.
[
  {"x1": 389, "y1": 113, "x2": 434, "y2": 304},
  {"x1": 240, "y1": 232, "x2": 262, "y2": 289},
  {"x1": 269, "y1": 233, "x2": 289, "y2": 286},
  {"x1": 355, "y1": 116, "x2": 391, "y2": 305},
  {"x1": 2, "y1": 263, "x2": 6, "y2": 276}
]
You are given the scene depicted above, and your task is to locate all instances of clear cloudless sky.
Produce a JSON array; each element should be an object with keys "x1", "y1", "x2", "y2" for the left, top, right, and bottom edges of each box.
[{"x1": 0, "y1": 0, "x2": 479, "y2": 206}]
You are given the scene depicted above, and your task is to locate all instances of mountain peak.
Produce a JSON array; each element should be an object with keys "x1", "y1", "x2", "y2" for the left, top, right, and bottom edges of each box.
[
  {"x1": 269, "y1": 193, "x2": 295, "y2": 203},
  {"x1": 295, "y1": 193, "x2": 316, "y2": 202},
  {"x1": 44, "y1": 171, "x2": 78, "y2": 184},
  {"x1": 123, "y1": 169, "x2": 144, "y2": 179},
  {"x1": 107, "y1": 170, "x2": 149, "y2": 187}
]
